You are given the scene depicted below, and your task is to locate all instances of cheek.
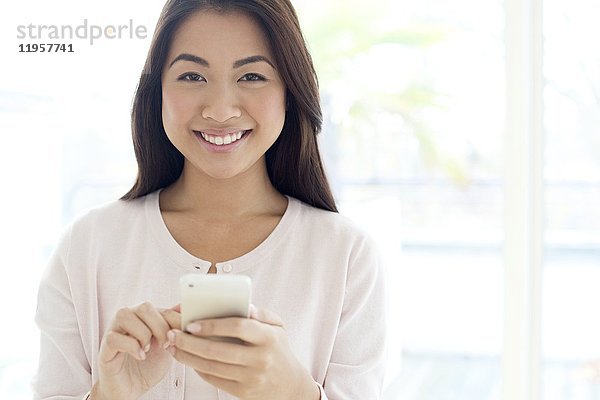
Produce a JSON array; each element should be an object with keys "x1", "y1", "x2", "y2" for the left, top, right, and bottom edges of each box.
[
  {"x1": 162, "y1": 87, "x2": 195, "y2": 131},
  {"x1": 255, "y1": 89, "x2": 286, "y2": 129}
]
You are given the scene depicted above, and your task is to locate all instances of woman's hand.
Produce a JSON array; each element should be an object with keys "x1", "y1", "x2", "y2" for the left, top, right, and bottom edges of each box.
[
  {"x1": 93, "y1": 302, "x2": 181, "y2": 400},
  {"x1": 166, "y1": 305, "x2": 320, "y2": 400}
]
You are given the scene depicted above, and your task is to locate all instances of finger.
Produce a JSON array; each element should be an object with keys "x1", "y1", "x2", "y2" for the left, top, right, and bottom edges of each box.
[
  {"x1": 170, "y1": 329, "x2": 254, "y2": 365},
  {"x1": 170, "y1": 303, "x2": 181, "y2": 313},
  {"x1": 109, "y1": 308, "x2": 153, "y2": 350},
  {"x1": 187, "y1": 317, "x2": 276, "y2": 345},
  {"x1": 169, "y1": 346, "x2": 246, "y2": 381},
  {"x1": 161, "y1": 308, "x2": 182, "y2": 331},
  {"x1": 133, "y1": 302, "x2": 172, "y2": 349},
  {"x1": 100, "y1": 330, "x2": 146, "y2": 363},
  {"x1": 249, "y1": 305, "x2": 285, "y2": 327}
]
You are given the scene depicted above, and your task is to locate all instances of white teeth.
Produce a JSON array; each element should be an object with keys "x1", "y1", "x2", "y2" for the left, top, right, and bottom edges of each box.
[{"x1": 199, "y1": 130, "x2": 247, "y2": 146}]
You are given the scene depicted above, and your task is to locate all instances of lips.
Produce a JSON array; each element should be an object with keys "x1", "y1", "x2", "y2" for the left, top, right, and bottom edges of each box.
[
  {"x1": 194, "y1": 129, "x2": 252, "y2": 146},
  {"x1": 192, "y1": 129, "x2": 253, "y2": 153}
]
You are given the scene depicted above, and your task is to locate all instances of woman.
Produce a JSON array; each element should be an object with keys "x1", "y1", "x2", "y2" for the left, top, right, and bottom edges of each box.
[{"x1": 32, "y1": 0, "x2": 387, "y2": 399}]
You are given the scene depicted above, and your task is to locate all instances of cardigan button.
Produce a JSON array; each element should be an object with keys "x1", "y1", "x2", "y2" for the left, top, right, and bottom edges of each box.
[{"x1": 223, "y1": 264, "x2": 233, "y2": 273}]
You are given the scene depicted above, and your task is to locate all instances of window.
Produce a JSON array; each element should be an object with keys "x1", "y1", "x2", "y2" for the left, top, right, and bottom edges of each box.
[
  {"x1": 296, "y1": 0, "x2": 504, "y2": 398},
  {"x1": 542, "y1": 0, "x2": 600, "y2": 398}
]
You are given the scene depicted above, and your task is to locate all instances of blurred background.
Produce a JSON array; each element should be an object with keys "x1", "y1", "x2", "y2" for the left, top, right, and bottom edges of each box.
[{"x1": 0, "y1": 0, "x2": 598, "y2": 399}]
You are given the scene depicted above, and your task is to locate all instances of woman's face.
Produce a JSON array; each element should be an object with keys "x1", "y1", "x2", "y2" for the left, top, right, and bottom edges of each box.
[{"x1": 161, "y1": 10, "x2": 286, "y2": 181}]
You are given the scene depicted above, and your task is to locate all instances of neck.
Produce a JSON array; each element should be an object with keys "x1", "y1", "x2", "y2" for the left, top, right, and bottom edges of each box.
[{"x1": 160, "y1": 158, "x2": 286, "y2": 221}]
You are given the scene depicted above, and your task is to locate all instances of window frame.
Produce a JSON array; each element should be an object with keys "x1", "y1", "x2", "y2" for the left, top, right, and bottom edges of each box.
[{"x1": 503, "y1": 0, "x2": 544, "y2": 399}]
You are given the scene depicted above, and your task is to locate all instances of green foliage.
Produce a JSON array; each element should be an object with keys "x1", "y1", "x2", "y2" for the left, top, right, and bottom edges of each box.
[{"x1": 297, "y1": 0, "x2": 468, "y2": 182}]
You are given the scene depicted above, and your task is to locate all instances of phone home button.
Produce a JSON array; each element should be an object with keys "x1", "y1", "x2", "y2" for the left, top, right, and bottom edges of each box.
[{"x1": 223, "y1": 264, "x2": 233, "y2": 273}]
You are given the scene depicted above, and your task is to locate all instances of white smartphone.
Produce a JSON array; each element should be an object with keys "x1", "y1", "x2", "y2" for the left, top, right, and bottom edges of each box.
[{"x1": 179, "y1": 274, "x2": 252, "y2": 335}]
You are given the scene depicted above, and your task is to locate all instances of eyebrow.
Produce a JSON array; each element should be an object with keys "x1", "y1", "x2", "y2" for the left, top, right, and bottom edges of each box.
[{"x1": 168, "y1": 53, "x2": 276, "y2": 70}]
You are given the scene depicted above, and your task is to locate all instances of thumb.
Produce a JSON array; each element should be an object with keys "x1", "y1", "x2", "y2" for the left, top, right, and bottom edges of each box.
[{"x1": 249, "y1": 304, "x2": 285, "y2": 327}]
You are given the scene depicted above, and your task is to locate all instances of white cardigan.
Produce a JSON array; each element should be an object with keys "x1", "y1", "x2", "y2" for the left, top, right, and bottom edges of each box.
[{"x1": 32, "y1": 189, "x2": 387, "y2": 399}]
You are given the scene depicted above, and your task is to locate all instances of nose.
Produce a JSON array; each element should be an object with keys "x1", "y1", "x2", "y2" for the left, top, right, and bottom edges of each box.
[{"x1": 201, "y1": 84, "x2": 242, "y2": 123}]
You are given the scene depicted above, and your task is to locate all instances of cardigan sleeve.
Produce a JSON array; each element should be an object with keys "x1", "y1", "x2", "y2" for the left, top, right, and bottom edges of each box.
[
  {"x1": 322, "y1": 233, "x2": 388, "y2": 399},
  {"x1": 31, "y1": 224, "x2": 92, "y2": 399}
]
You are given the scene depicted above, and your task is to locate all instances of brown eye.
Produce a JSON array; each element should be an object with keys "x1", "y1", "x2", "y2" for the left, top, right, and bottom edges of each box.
[
  {"x1": 179, "y1": 73, "x2": 205, "y2": 82},
  {"x1": 239, "y1": 73, "x2": 266, "y2": 82}
]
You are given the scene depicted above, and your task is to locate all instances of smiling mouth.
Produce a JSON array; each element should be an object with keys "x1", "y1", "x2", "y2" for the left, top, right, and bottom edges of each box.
[{"x1": 194, "y1": 130, "x2": 252, "y2": 146}]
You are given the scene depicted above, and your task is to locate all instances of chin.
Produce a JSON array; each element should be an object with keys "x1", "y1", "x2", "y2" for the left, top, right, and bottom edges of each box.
[
  {"x1": 203, "y1": 167, "x2": 246, "y2": 181},
  {"x1": 208, "y1": 173, "x2": 240, "y2": 181},
  {"x1": 188, "y1": 157, "x2": 260, "y2": 182}
]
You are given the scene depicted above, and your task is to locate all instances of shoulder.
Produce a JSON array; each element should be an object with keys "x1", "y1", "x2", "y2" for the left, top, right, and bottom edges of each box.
[
  {"x1": 51, "y1": 193, "x2": 154, "y2": 270},
  {"x1": 290, "y1": 196, "x2": 375, "y2": 249},
  {"x1": 63, "y1": 192, "x2": 152, "y2": 247},
  {"x1": 72, "y1": 195, "x2": 146, "y2": 229},
  {"x1": 287, "y1": 197, "x2": 384, "y2": 286}
]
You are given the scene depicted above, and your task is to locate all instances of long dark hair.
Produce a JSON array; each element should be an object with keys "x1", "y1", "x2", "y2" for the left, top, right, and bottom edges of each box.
[{"x1": 121, "y1": 0, "x2": 337, "y2": 213}]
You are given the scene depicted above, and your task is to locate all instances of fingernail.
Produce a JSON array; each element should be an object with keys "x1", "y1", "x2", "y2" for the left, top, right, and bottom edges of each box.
[
  {"x1": 144, "y1": 342, "x2": 151, "y2": 353},
  {"x1": 186, "y1": 323, "x2": 202, "y2": 334},
  {"x1": 167, "y1": 330, "x2": 176, "y2": 344},
  {"x1": 138, "y1": 349, "x2": 146, "y2": 360}
]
